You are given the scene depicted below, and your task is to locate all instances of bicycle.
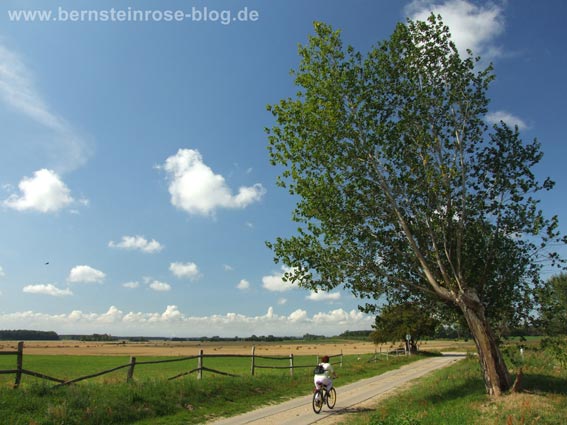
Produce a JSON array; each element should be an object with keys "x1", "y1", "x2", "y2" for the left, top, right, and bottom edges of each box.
[{"x1": 312, "y1": 380, "x2": 336, "y2": 414}]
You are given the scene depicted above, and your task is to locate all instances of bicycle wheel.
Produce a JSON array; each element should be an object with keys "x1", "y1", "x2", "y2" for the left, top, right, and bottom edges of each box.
[
  {"x1": 326, "y1": 387, "x2": 336, "y2": 409},
  {"x1": 312, "y1": 389, "x2": 324, "y2": 414}
]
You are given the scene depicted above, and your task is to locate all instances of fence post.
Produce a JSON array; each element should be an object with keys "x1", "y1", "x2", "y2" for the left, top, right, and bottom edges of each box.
[
  {"x1": 289, "y1": 353, "x2": 294, "y2": 377},
  {"x1": 340, "y1": 350, "x2": 343, "y2": 368},
  {"x1": 14, "y1": 341, "x2": 24, "y2": 389},
  {"x1": 127, "y1": 356, "x2": 136, "y2": 382},
  {"x1": 250, "y1": 346, "x2": 255, "y2": 376},
  {"x1": 197, "y1": 349, "x2": 203, "y2": 380}
]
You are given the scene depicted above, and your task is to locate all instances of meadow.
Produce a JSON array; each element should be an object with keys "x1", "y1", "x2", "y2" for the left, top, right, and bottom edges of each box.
[
  {"x1": 0, "y1": 339, "x2": 428, "y2": 424},
  {"x1": 4, "y1": 339, "x2": 562, "y2": 425}
]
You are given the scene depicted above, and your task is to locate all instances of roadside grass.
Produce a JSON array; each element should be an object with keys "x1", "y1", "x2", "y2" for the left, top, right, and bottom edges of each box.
[
  {"x1": 337, "y1": 347, "x2": 567, "y2": 425},
  {"x1": 0, "y1": 351, "x2": 423, "y2": 424}
]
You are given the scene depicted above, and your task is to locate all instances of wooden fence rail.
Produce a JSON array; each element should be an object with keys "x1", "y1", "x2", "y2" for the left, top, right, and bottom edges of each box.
[{"x1": 0, "y1": 342, "x2": 345, "y2": 389}]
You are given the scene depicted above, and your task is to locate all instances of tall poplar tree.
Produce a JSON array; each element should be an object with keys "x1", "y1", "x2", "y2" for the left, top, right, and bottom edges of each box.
[{"x1": 267, "y1": 16, "x2": 564, "y2": 396}]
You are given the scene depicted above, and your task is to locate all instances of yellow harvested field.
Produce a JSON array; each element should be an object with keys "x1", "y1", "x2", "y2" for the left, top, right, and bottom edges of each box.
[{"x1": 0, "y1": 339, "x2": 475, "y2": 357}]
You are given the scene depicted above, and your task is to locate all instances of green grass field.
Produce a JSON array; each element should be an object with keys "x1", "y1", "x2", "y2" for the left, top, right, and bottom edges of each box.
[
  {"x1": 0, "y1": 350, "x2": 422, "y2": 424},
  {"x1": 2, "y1": 342, "x2": 565, "y2": 425}
]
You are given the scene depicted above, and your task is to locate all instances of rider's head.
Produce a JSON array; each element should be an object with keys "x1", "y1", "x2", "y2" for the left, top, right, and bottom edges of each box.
[{"x1": 321, "y1": 355, "x2": 330, "y2": 363}]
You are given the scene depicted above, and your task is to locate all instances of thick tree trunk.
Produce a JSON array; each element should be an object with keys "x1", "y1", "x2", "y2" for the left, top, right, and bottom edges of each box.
[{"x1": 457, "y1": 292, "x2": 512, "y2": 396}]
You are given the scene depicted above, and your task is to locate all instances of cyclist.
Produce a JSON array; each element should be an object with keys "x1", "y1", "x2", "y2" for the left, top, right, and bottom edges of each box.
[{"x1": 313, "y1": 355, "x2": 336, "y2": 394}]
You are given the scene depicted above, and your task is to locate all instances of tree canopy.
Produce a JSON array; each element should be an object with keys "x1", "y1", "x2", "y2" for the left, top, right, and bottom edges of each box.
[
  {"x1": 370, "y1": 302, "x2": 440, "y2": 351},
  {"x1": 537, "y1": 273, "x2": 567, "y2": 336},
  {"x1": 267, "y1": 15, "x2": 565, "y2": 396}
]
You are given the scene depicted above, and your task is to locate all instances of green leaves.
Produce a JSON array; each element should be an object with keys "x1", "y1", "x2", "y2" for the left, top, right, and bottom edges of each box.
[{"x1": 266, "y1": 15, "x2": 564, "y2": 328}]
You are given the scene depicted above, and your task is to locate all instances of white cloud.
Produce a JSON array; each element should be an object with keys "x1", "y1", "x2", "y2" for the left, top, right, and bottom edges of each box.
[
  {"x1": 23, "y1": 284, "x2": 72, "y2": 297},
  {"x1": 108, "y1": 235, "x2": 164, "y2": 254},
  {"x1": 307, "y1": 291, "x2": 341, "y2": 302},
  {"x1": 148, "y1": 280, "x2": 171, "y2": 292},
  {"x1": 277, "y1": 298, "x2": 287, "y2": 305},
  {"x1": 161, "y1": 149, "x2": 266, "y2": 216},
  {"x1": 486, "y1": 111, "x2": 528, "y2": 130},
  {"x1": 262, "y1": 266, "x2": 297, "y2": 292},
  {"x1": 223, "y1": 264, "x2": 234, "y2": 271},
  {"x1": 161, "y1": 305, "x2": 182, "y2": 320},
  {"x1": 0, "y1": 266, "x2": 4, "y2": 278},
  {"x1": 313, "y1": 308, "x2": 370, "y2": 326},
  {"x1": 0, "y1": 305, "x2": 374, "y2": 337},
  {"x1": 98, "y1": 306, "x2": 124, "y2": 323},
  {"x1": 288, "y1": 309, "x2": 308, "y2": 322},
  {"x1": 3, "y1": 169, "x2": 74, "y2": 213},
  {"x1": 0, "y1": 43, "x2": 91, "y2": 173},
  {"x1": 122, "y1": 281, "x2": 140, "y2": 289},
  {"x1": 68, "y1": 265, "x2": 105, "y2": 284},
  {"x1": 170, "y1": 262, "x2": 201, "y2": 280},
  {"x1": 405, "y1": 0, "x2": 505, "y2": 60},
  {"x1": 237, "y1": 279, "x2": 250, "y2": 290}
]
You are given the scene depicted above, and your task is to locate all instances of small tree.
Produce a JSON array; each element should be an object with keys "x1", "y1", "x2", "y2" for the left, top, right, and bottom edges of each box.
[
  {"x1": 537, "y1": 273, "x2": 567, "y2": 336},
  {"x1": 371, "y1": 302, "x2": 440, "y2": 352},
  {"x1": 267, "y1": 16, "x2": 565, "y2": 396}
]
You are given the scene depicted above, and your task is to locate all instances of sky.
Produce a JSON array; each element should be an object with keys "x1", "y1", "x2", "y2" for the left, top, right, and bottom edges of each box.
[{"x1": 1, "y1": 0, "x2": 566, "y2": 337}]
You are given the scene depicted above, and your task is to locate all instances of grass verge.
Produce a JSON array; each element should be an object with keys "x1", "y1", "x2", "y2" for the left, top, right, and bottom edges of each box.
[{"x1": 335, "y1": 348, "x2": 567, "y2": 425}]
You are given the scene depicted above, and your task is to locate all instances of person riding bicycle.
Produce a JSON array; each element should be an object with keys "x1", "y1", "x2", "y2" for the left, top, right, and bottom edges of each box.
[{"x1": 313, "y1": 355, "x2": 336, "y2": 394}]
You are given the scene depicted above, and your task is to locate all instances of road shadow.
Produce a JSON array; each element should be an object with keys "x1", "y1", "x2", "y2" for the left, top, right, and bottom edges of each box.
[{"x1": 325, "y1": 406, "x2": 375, "y2": 416}]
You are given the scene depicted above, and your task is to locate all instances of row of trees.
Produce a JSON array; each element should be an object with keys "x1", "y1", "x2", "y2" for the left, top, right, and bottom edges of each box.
[{"x1": 0, "y1": 330, "x2": 59, "y2": 341}]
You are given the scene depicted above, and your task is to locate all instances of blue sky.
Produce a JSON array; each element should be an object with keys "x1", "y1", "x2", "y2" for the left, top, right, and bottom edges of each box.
[{"x1": 1, "y1": 0, "x2": 566, "y2": 337}]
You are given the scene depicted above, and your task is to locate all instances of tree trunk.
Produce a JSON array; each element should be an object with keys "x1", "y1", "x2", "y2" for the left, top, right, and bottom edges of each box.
[{"x1": 458, "y1": 292, "x2": 512, "y2": 396}]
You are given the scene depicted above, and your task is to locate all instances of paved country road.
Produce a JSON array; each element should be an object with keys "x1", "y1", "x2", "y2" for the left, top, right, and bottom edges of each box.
[{"x1": 207, "y1": 353, "x2": 465, "y2": 425}]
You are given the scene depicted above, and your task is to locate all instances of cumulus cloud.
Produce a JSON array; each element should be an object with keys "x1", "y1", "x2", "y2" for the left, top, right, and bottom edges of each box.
[
  {"x1": 0, "y1": 43, "x2": 91, "y2": 173},
  {"x1": 313, "y1": 308, "x2": 370, "y2": 326},
  {"x1": 288, "y1": 309, "x2": 308, "y2": 322},
  {"x1": 237, "y1": 279, "x2": 250, "y2": 290},
  {"x1": 108, "y1": 235, "x2": 164, "y2": 254},
  {"x1": 161, "y1": 149, "x2": 266, "y2": 216},
  {"x1": 148, "y1": 280, "x2": 171, "y2": 292},
  {"x1": 262, "y1": 266, "x2": 297, "y2": 292},
  {"x1": 0, "y1": 305, "x2": 374, "y2": 337},
  {"x1": 306, "y1": 291, "x2": 341, "y2": 302},
  {"x1": 405, "y1": 0, "x2": 505, "y2": 60},
  {"x1": 23, "y1": 284, "x2": 72, "y2": 297},
  {"x1": 3, "y1": 169, "x2": 75, "y2": 213},
  {"x1": 68, "y1": 265, "x2": 105, "y2": 284},
  {"x1": 486, "y1": 111, "x2": 528, "y2": 130},
  {"x1": 170, "y1": 262, "x2": 201, "y2": 280},
  {"x1": 122, "y1": 281, "x2": 140, "y2": 289}
]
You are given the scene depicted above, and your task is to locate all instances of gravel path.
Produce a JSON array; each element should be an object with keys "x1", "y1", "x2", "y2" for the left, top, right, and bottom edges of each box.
[{"x1": 207, "y1": 353, "x2": 465, "y2": 425}]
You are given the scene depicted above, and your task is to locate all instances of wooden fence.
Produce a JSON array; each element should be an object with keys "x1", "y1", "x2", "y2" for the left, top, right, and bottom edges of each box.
[{"x1": 0, "y1": 342, "x2": 344, "y2": 389}]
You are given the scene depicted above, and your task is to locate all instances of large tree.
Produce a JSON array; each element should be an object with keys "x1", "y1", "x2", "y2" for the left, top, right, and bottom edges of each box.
[{"x1": 266, "y1": 16, "x2": 565, "y2": 396}]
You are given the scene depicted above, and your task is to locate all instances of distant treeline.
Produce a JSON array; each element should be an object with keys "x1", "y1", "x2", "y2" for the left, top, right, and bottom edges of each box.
[
  {"x1": 63, "y1": 333, "x2": 115, "y2": 342},
  {"x1": 338, "y1": 330, "x2": 373, "y2": 339},
  {"x1": 1, "y1": 330, "x2": 376, "y2": 343},
  {"x1": 0, "y1": 330, "x2": 59, "y2": 341}
]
